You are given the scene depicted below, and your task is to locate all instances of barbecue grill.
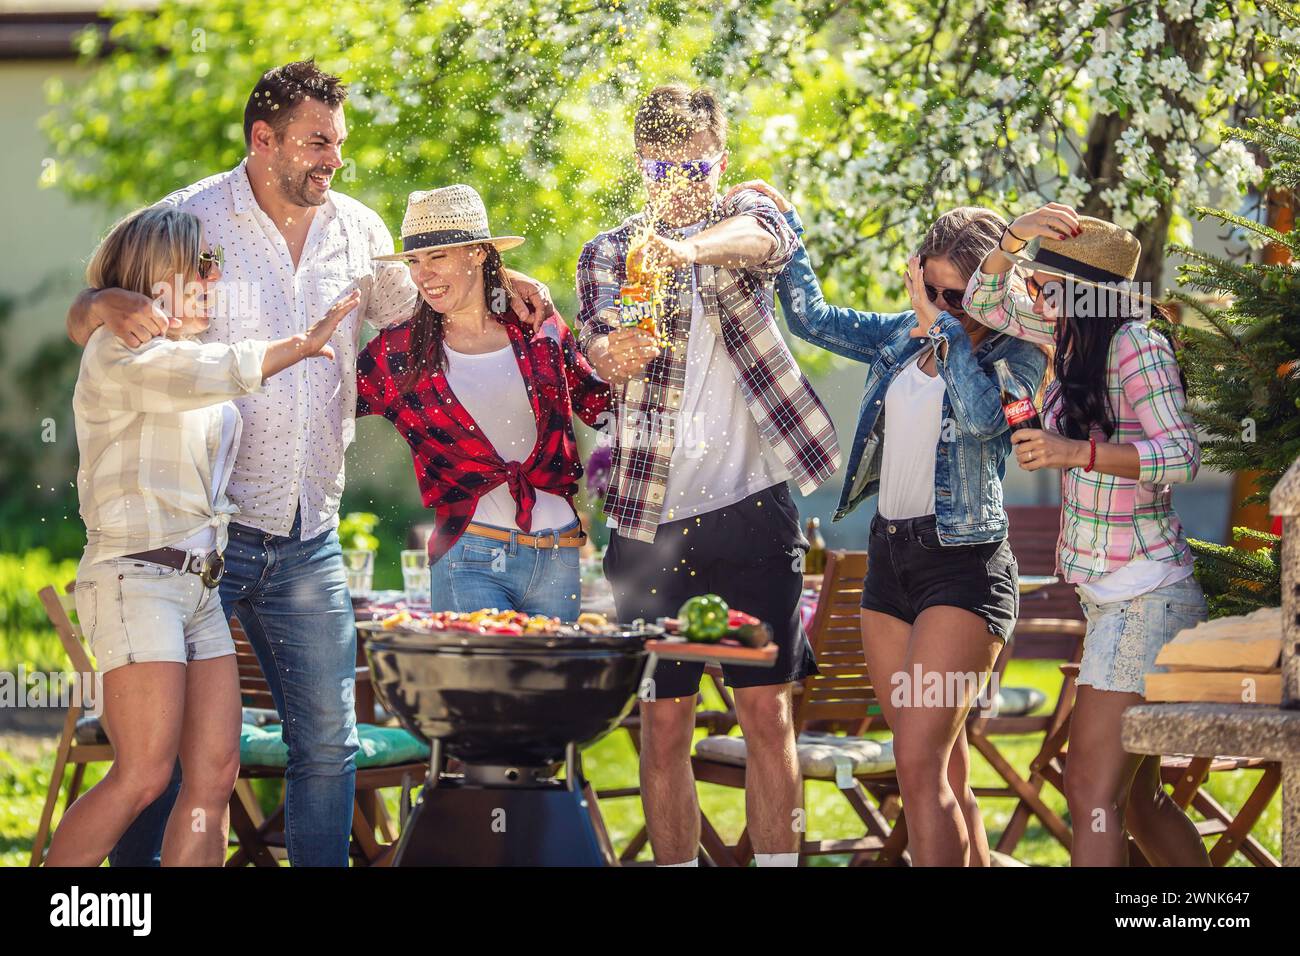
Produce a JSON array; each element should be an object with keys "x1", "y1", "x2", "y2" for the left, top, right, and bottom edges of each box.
[{"x1": 359, "y1": 621, "x2": 663, "y2": 866}]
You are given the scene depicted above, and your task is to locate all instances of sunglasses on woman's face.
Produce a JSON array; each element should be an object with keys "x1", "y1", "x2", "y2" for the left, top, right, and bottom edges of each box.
[
  {"x1": 1023, "y1": 272, "x2": 1062, "y2": 304},
  {"x1": 198, "y1": 245, "x2": 224, "y2": 280},
  {"x1": 924, "y1": 282, "x2": 966, "y2": 313},
  {"x1": 640, "y1": 154, "x2": 724, "y2": 183}
]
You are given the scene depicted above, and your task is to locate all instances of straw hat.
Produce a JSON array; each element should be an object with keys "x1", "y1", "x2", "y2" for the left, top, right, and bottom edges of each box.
[
  {"x1": 1007, "y1": 214, "x2": 1157, "y2": 308},
  {"x1": 1010, "y1": 215, "x2": 1141, "y2": 284},
  {"x1": 374, "y1": 184, "x2": 524, "y2": 261}
]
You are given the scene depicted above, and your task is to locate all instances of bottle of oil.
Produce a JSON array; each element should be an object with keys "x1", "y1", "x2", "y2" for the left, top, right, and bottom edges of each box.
[{"x1": 804, "y1": 516, "x2": 827, "y2": 575}]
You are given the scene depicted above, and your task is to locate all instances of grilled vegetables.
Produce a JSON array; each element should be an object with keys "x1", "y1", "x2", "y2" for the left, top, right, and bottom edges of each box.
[
  {"x1": 383, "y1": 608, "x2": 623, "y2": 637},
  {"x1": 661, "y1": 596, "x2": 772, "y2": 647},
  {"x1": 726, "y1": 610, "x2": 770, "y2": 649},
  {"x1": 677, "y1": 594, "x2": 730, "y2": 643}
]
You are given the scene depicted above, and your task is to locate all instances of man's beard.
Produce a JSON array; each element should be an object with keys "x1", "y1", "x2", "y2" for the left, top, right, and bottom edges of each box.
[{"x1": 274, "y1": 162, "x2": 331, "y2": 207}]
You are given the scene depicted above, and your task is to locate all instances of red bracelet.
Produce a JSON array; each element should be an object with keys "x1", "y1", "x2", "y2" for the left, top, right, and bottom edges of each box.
[{"x1": 1083, "y1": 436, "x2": 1097, "y2": 472}]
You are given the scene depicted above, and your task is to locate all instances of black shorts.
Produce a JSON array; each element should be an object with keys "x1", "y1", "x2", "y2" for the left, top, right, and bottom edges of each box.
[
  {"x1": 860, "y1": 513, "x2": 1019, "y2": 641},
  {"x1": 603, "y1": 483, "x2": 820, "y2": 699}
]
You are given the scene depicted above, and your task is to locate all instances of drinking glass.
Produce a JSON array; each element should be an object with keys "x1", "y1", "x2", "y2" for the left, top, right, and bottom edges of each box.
[
  {"x1": 401, "y1": 549, "x2": 430, "y2": 607},
  {"x1": 342, "y1": 548, "x2": 375, "y2": 598}
]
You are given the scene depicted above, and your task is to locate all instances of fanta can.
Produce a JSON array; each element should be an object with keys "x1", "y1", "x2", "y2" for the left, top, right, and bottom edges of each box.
[{"x1": 619, "y1": 282, "x2": 656, "y2": 336}]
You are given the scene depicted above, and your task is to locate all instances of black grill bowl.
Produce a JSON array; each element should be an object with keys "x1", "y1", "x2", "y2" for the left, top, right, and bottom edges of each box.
[{"x1": 359, "y1": 622, "x2": 655, "y2": 767}]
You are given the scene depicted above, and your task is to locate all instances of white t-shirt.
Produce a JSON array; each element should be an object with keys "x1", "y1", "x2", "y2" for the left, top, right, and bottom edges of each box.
[
  {"x1": 174, "y1": 402, "x2": 240, "y2": 553},
  {"x1": 658, "y1": 219, "x2": 789, "y2": 522},
  {"x1": 442, "y1": 342, "x2": 576, "y2": 533},
  {"x1": 877, "y1": 356, "x2": 946, "y2": 521},
  {"x1": 1076, "y1": 559, "x2": 1194, "y2": 605}
]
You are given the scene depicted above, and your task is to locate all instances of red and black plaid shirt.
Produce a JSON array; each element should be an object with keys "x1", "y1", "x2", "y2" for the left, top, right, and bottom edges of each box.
[
  {"x1": 356, "y1": 309, "x2": 611, "y2": 562},
  {"x1": 576, "y1": 190, "x2": 842, "y2": 542}
]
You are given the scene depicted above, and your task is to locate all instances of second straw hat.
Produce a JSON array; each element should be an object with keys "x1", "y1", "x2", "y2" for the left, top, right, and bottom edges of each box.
[{"x1": 374, "y1": 184, "x2": 524, "y2": 261}]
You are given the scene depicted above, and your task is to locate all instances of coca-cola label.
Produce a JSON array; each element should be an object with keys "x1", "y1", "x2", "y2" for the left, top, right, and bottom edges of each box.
[{"x1": 1004, "y1": 398, "x2": 1036, "y2": 425}]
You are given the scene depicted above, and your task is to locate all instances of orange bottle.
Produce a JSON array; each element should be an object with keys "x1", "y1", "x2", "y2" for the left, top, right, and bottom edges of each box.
[{"x1": 620, "y1": 237, "x2": 657, "y2": 337}]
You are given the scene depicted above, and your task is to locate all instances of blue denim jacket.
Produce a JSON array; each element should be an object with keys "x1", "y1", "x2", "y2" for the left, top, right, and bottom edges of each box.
[{"x1": 776, "y1": 210, "x2": 1048, "y2": 544}]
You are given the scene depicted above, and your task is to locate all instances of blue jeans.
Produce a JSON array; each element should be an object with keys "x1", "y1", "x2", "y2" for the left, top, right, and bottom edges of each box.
[
  {"x1": 429, "y1": 520, "x2": 581, "y2": 619},
  {"x1": 109, "y1": 508, "x2": 360, "y2": 867}
]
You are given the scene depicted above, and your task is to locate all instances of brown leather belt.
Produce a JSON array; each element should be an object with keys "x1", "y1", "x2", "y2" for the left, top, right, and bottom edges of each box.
[
  {"x1": 464, "y1": 523, "x2": 586, "y2": 549},
  {"x1": 121, "y1": 547, "x2": 225, "y2": 587}
]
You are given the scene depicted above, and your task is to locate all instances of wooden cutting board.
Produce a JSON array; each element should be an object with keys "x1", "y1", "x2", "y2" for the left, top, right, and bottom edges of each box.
[
  {"x1": 1153, "y1": 607, "x2": 1281, "y2": 673},
  {"x1": 1145, "y1": 670, "x2": 1281, "y2": 705},
  {"x1": 644, "y1": 638, "x2": 778, "y2": 667}
]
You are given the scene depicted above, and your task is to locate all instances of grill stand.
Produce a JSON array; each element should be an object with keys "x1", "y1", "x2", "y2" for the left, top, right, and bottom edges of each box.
[
  {"x1": 392, "y1": 739, "x2": 607, "y2": 866},
  {"x1": 383, "y1": 642, "x2": 664, "y2": 866}
]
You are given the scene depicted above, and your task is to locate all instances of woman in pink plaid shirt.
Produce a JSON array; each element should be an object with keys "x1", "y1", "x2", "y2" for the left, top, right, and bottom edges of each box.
[{"x1": 964, "y1": 202, "x2": 1210, "y2": 867}]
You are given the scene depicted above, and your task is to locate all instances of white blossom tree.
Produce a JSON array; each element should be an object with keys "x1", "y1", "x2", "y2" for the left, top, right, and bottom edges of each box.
[
  {"x1": 697, "y1": 0, "x2": 1295, "y2": 290},
  {"x1": 44, "y1": 0, "x2": 1296, "y2": 300}
]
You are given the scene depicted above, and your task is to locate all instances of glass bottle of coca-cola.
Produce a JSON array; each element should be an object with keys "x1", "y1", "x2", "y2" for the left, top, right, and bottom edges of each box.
[{"x1": 994, "y1": 358, "x2": 1041, "y2": 431}]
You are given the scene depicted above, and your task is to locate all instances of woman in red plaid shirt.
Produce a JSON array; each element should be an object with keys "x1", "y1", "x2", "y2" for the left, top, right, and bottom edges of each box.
[{"x1": 357, "y1": 186, "x2": 610, "y2": 620}]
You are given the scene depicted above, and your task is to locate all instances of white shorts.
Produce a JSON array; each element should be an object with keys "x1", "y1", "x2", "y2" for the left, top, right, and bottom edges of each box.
[{"x1": 74, "y1": 557, "x2": 235, "y2": 674}]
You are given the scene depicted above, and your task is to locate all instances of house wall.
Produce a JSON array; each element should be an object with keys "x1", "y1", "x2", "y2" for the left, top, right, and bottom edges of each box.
[{"x1": 0, "y1": 59, "x2": 112, "y2": 493}]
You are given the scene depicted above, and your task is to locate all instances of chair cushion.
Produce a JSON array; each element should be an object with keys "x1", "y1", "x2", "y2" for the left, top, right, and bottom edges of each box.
[
  {"x1": 241, "y1": 707, "x2": 280, "y2": 727},
  {"x1": 74, "y1": 715, "x2": 109, "y2": 745},
  {"x1": 239, "y1": 723, "x2": 428, "y2": 769},
  {"x1": 992, "y1": 686, "x2": 1047, "y2": 717},
  {"x1": 75, "y1": 708, "x2": 277, "y2": 747},
  {"x1": 696, "y1": 731, "x2": 894, "y2": 786}
]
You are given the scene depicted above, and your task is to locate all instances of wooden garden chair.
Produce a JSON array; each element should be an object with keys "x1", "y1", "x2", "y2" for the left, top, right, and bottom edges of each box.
[
  {"x1": 965, "y1": 506, "x2": 1087, "y2": 856},
  {"x1": 690, "y1": 550, "x2": 908, "y2": 866},
  {"x1": 1002, "y1": 506, "x2": 1089, "y2": 657},
  {"x1": 1149, "y1": 755, "x2": 1281, "y2": 866},
  {"x1": 29, "y1": 579, "x2": 420, "y2": 867},
  {"x1": 225, "y1": 616, "x2": 426, "y2": 867},
  {"x1": 28, "y1": 583, "x2": 114, "y2": 867},
  {"x1": 979, "y1": 660, "x2": 1083, "y2": 856}
]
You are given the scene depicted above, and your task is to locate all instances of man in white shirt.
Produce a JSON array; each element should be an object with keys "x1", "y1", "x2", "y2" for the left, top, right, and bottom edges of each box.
[{"x1": 67, "y1": 60, "x2": 553, "y2": 866}]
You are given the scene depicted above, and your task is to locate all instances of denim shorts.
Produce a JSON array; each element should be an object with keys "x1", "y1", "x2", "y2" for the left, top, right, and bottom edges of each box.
[
  {"x1": 861, "y1": 513, "x2": 1019, "y2": 641},
  {"x1": 1076, "y1": 575, "x2": 1208, "y2": 696},
  {"x1": 429, "y1": 518, "x2": 582, "y2": 620},
  {"x1": 74, "y1": 556, "x2": 234, "y2": 674}
]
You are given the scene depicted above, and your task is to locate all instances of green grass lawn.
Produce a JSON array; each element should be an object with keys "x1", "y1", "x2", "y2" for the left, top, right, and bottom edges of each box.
[
  {"x1": 584, "y1": 659, "x2": 1281, "y2": 866},
  {"x1": 2, "y1": 658, "x2": 1281, "y2": 867}
]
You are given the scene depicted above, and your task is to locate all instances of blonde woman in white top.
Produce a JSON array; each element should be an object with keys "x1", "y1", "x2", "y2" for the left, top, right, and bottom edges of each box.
[{"x1": 45, "y1": 206, "x2": 352, "y2": 867}]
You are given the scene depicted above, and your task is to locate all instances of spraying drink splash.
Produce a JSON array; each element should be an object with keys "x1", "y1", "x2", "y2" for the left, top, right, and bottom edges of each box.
[{"x1": 618, "y1": 163, "x2": 699, "y2": 348}]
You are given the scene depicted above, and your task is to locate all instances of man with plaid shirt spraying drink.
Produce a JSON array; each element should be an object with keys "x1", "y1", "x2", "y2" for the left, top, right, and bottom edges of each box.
[{"x1": 576, "y1": 84, "x2": 841, "y2": 866}]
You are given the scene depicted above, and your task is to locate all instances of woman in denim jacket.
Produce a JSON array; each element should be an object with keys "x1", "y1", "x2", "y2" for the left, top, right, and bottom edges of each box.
[{"x1": 729, "y1": 182, "x2": 1048, "y2": 866}]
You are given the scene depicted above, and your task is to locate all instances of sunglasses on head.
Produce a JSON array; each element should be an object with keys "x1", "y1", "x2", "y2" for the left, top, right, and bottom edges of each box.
[
  {"x1": 198, "y1": 245, "x2": 224, "y2": 280},
  {"x1": 640, "y1": 154, "x2": 723, "y2": 183}
]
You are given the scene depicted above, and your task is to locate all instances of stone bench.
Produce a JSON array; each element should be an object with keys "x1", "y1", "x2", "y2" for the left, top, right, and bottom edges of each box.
[{"x1": 1122, "y1": 702, "x2": 1300, "y2": 865}]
